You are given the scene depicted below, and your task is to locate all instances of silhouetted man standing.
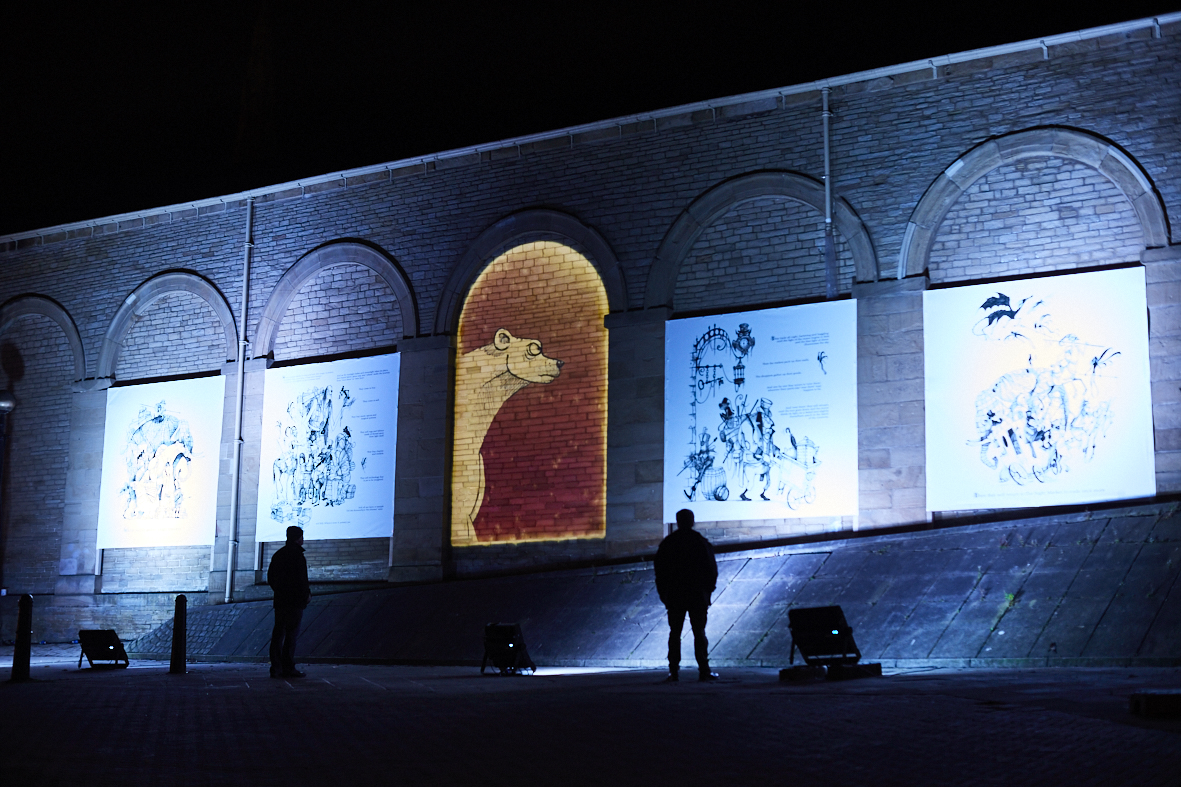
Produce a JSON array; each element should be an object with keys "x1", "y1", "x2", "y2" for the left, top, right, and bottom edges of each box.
[
  {"x1": 268, "y1": 525, "x2": 310, "y2": 678},
  {"x1": 654, "y1": 508, "x2": 719, "y2": 682}
]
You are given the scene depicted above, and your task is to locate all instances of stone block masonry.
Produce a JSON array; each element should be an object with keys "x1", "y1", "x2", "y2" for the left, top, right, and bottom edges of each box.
[
  {"x1": 0, "y1": 20, "x2": 1178, "y2": 640},
  {"x1": 928, "y1": 156, "x2": 1143, "y2": 282},
  {"x1": 1, "y1": 315, "x2": 73, "y2": 595},
  {"x1": 272, "y1": 263, "x2": 402, "y2": 361},
  {"x1": 126, "y1": 501, "x2": 1181, "y2": 668}
]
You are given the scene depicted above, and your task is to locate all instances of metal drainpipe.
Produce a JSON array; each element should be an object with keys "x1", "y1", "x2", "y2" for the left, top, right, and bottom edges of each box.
[
  {"x1": 224, "y1": 197, "x2": 254, "y2": 603},
  {"x1": 822, "y1": 88, "x2": 838, "y2": 300}
]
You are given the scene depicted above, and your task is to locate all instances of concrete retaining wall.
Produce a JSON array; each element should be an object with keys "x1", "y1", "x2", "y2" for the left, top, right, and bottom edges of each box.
[{"x1": 127, "y1": 502, "x2": 1181, "y2": 667}]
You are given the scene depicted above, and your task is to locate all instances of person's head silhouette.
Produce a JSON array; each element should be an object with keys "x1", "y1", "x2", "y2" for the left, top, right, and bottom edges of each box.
[{"x1": 675, "y1": 509, "x2": 695, "y2": 530}]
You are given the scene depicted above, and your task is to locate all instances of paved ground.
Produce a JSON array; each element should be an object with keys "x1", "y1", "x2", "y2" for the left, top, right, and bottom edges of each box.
[{"x1": 2, "y1": 647, "x2": 1179, "y2": 786}]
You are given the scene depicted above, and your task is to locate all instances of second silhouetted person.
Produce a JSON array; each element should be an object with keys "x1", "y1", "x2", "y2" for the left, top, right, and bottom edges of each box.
[
  {"x1": 654, "y1": 508, "x2": 719, "y2": 682},
  {"x1": 268, "y1": 525, "x2": 311, "y2": 678}
]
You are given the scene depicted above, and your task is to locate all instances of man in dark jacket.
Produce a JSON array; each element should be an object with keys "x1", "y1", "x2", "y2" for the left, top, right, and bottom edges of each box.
[
  {"x1": 267, "y1": 525, "x2": 311, "y2": 678},
  {"x1": 654, "y1": 508, "x2": 719, "y2": 682}
]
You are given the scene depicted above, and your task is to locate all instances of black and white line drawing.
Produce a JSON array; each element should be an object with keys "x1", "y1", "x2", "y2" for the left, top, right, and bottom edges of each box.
[
  {"x1": 970, "y1": 291, "x2": 1119, "y2": 485},
  {"x1": 119, "y1": 401, "x2": 194, "y2": 520},
  {"x1": 270, "y1": 385, "x2": 357, "y2": 525},
  {"x1": 680, "y1": 323, "x2": 819, "y2": 508},
  {"x1": 817, "y1": 351, "x2": 828, "y2": 374}
]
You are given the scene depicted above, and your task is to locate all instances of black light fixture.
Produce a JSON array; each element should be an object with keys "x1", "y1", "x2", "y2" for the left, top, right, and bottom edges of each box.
[
  {"x1": 480, "y1": 623, "x2": 535, "y2": 675},
  {"x1": 782, "y1": 605, "x2": 881, "y2": 681},
  {"x1": 77, "y1": 629, "x2": 130, "y2": 669}
]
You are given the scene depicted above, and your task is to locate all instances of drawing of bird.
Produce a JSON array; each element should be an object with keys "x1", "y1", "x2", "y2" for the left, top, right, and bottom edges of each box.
[
  {"x1": 986, "y1": 308, "x2": 1020, "y2": 326},
  {"x1": 1091, "y1": 348, "x2": 1121, "y2": 373},
  {"x1": 980, "y1": 293, "x2": 1011, "y2": 310},
  {"x1": 979, "y1": 292, "x2": 1024, "y2": 326}
]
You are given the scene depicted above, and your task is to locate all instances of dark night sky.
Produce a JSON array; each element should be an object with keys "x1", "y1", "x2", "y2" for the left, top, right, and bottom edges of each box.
[{"x1": 0, "y1": 3, "x2": 1174, "y2": 236}]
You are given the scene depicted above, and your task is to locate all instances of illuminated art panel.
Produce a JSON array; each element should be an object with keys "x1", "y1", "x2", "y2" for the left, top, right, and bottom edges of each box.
[
  {"x1": 924, "y1": 267, "x2": 1155, "y2": 511},
  {"x1": 255, "y1": 354, "x2": 400, "y2": 542},
  {"x1": 663, "y1": 301, "x2": 859, "y2": 522},
  {"x1": 97, "y1": 376, "x2": 226, "y2": 549},
  {"x1": 452, "y1": 242, "x2": 609, "y2": 545}
]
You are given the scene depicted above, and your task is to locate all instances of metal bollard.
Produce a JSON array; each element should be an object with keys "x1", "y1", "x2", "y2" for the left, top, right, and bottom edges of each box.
[
  {"x1": 10, "y1": 594, "x2": 32, "y2": 682},
  {"x1": 169, "y1": 594, "x2": 187, "y2": 674}
]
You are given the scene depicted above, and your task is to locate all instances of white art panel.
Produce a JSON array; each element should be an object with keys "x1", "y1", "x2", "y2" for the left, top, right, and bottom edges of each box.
[
  {"x1": 924, "y1": 267, "x2": 1155, "y2": 511},
  {"x1": 255, "y1": 353, "x2": 400, "y2": 542},
  {"x1": 663, "y1": 300, "x2": 859, "y2": 522},
  {"x1": 97, "y1": 375, "x2": 226, "y2": 549}
]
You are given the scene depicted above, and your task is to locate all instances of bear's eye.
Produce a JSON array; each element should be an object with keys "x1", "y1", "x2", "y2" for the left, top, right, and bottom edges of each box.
[{"x1": 526, "y1": 342, "x2": 541, "y2": 358}]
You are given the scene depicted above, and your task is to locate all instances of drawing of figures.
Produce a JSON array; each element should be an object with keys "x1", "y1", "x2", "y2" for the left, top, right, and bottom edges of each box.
[
  {"x1": 680, "y1": 429, "x2": 722, "y2": 501},
  {"x1": 716, "y1": 394, "x2": 748, "y2": 495},
  {"x1": 971, "y1": 291, "x2": 1118, "y2": 485},
  {"x1": 781, "y1": 435, "x2": 820, "y2": 509},
  {"x1": 270, "y1": 385, "x2": 357, "y2": 524},
  {"x1": 119, "y1": 401, "x2": 196, "y2": 520},
  {"x1": 684, "y1": 322, "x2": 821, "y2": 509}
]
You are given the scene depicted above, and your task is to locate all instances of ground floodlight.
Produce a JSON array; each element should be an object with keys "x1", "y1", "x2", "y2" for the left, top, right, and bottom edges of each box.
[
  {"x1": 78, "y1": 629, "x2": 130, "y2": 669},
  {"x1": 785, "y1": 606, "x2": 882, "y2": 680},
  {"x1": 787, "y1": 606, "x2": 861, "y2": 666},
  {"x1": 480, "y1": 623, "x2": 535, "y2": 676}
]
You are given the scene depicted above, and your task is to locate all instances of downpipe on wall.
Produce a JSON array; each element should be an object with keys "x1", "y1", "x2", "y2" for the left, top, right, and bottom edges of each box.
[
  {"x1": 224, "y1": 197, "x2": 254, "y2": 603},
  {"x1": 822, "y1": 88, "x2": 838, "y2": 300}
]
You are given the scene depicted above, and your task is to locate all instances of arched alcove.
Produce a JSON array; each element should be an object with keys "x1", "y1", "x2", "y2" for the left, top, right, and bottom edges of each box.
[
  {"x1": 0, "y1": 295, "x2": 85, "y2": 382},
  {"x1": 97, "y1": 272, "x2": 235, "y2": 380},
  {"x1": 254, "y1": 241, "x2": 417, "y2": 358},
  {"x1": 899, "y1": 127, "x2": 1170, "y2": 279},
  {"x1": 0, "y1": 306, "x2": 77, "y2": 594},
  {"x1": 644, "y1": 171, "x2": 877, "y2": 310},
  {"x1": 451, "y1": 240, "x2": 610, "y2": 546},
  {"x1": 434, "y1": 209, "x2": 627, "y2": 336}
]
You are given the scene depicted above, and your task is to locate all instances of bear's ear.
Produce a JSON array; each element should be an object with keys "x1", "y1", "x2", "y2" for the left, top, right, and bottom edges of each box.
[{"x1": 493, "y1": 329, "x2": 513, "y2": 350}]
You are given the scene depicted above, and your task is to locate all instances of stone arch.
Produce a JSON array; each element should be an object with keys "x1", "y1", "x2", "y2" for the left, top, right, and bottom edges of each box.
[
  {"x1": 434, "y1": 209, "x2": 627, "y2": 335},
  {"x1": 254, "y1": 241, "x2": 417, "y2": 358},
  {"x1": 0, "y1": 295, "x2": 85, "y2": 382},
  {"x1": 898, "y1": 127, "x2": 1170, "y2": 280},
  {"x1": 97, "y1": 272, "x2": 236, "y2": 381},
  {"x1": 644, "y1": 171, "x2": 878, "y2": 310},
  {"x1": 451, "y1": 240, "x2": 610, "y2": 546}
]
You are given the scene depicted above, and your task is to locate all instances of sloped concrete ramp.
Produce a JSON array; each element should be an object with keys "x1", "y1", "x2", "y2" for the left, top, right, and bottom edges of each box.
[{"x1": 130, "y1": 504, "x2": 1181, "y2": 668}]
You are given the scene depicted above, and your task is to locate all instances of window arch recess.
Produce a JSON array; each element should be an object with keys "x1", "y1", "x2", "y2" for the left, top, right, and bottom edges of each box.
[
  {"x1": 434, "y1": 209, "x2": 628, "y2": 336},
  {"x1": 643, "y1": 170, "x2": 878, "y2": 310},
  {"x1": 897, "y1": 127, "x2": 1171, "y2": 280},
  {"x1": 253, "y1": 240, "x2": 418, "y2": 358},
  {"x1": 96, "y1": 271, "x2": 235, "y2": 381},
  {"x1": 0, "y1": 294, "x2": 86, "y2": 383}
]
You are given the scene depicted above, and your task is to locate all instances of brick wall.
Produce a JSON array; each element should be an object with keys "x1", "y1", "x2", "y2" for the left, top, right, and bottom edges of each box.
[
  {"x1": 260, "y1": 538, "x2": 388, "y2": 581},
  {"x1": 100, "y1": 545, "x2": 210, "y2": 592},
  {"x1": 117, "y1": 291, "x2": 228, "y2": 380},
  {"x1": 272, "y1": 263, "x2": 402, "y2": 361},
  {"x1": 929, "y1": 156, "x2": 1143, "y2": 282},
  {"x1": 675, "y1": 196, "x2": 855, "y2": 312},
  {"x1": 0, "y1": 315, "x2": 72, "y2": 594}
]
